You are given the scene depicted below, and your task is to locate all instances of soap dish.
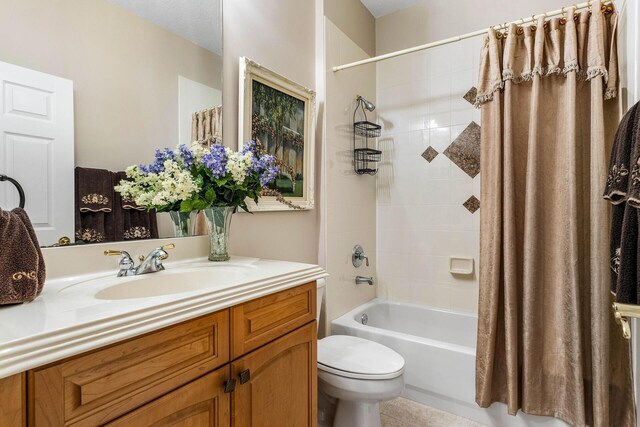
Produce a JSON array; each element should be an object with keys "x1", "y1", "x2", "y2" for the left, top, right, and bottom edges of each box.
[{"x1": 449, "y1": 257, "x2": 474, "y2": 276}]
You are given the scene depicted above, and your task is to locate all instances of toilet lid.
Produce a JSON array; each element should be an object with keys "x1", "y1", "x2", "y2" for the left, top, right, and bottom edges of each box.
[{"x1": 317, "y1": 335, "x2": 405, "y2": 379}]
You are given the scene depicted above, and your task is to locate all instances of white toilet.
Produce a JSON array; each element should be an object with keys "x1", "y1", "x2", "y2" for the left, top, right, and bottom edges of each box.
[{"x1": 316, "y1": 281, "x2": 405, "y2": 427}]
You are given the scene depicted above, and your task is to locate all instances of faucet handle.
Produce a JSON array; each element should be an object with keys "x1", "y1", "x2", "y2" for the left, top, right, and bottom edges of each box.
[
  {"x1": 104, "y1": 250, "x2": 135, "y2": 277},
  {"x1": 104, "y1": 249, "x2": 126, "y2": 257},
  {"x1": 158, "y1": 243, "x2": 175, "y2": 260},
  {"x1": 352, "y1": 245, "x2": 369, "y2": 268}
]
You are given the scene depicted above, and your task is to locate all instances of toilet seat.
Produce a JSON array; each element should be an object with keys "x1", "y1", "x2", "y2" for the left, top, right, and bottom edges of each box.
[{"x1": 317, "y1": 335, "x2": 405, "y2": 380}]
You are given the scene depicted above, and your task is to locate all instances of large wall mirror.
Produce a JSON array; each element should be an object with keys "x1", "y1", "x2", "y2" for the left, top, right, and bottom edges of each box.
[{"x1": 0, "y1": 0, "x2": 223, "y2": 247}]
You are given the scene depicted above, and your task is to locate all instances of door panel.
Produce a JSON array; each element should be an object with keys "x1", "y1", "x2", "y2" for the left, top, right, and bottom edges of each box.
[{"x1": 0, "y1": 60, "x2": 74, "y2": 246}]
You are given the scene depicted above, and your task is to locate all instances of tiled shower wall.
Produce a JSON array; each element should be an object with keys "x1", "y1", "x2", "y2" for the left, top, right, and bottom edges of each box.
[
  {"x1": 324, "y1": 17, "x2": 377, "y2": 333},
  {"x1": 375, "y1": 37, "x2": 483, "y2": 312}
]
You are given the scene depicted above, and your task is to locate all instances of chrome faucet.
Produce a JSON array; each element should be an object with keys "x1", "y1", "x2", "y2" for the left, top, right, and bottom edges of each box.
[
  {"x1": 105, "y1": 243, "x2": 175, "y2": 277},
  {"x1": 356, "y1": 276, "x2": 374, "y2": 286}
]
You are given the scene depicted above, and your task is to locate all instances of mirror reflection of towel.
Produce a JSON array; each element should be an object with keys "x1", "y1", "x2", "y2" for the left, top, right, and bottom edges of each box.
[
  {"x1": 113, "y1": 171, "x2": 158, "y2": 241},
  {"x1": 0, "y1": 208, "x2": 46, "y2": 305},
  {"x1": 75, "y1": 167, "x2": 158, "y2": 243}
]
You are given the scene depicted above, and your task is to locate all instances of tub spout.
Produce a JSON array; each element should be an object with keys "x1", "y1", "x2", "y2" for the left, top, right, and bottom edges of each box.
[{"x1": 356, "y1": 276, "x2": 374, "y2": 286}]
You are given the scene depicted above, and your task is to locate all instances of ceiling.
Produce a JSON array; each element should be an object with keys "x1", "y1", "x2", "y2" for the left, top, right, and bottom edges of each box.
[
  {"x1": 108, "y1": 0, "x2": 222, "y2": 55},
  {"x1": 360, "y1": 0, "x2": 421, "y2": 18}
]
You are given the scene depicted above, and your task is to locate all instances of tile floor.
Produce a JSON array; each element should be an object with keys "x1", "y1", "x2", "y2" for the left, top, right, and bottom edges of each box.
[{"x1": 380, "y1": 397, "x2": 486, "y2": 427}]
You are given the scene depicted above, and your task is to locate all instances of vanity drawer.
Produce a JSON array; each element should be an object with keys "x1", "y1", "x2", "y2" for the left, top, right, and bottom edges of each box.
[
  {"x1": 231, "y1": 282, "x2": 316, "y2": 359},
  {"x1": 29, "y1": 309, "x2": 230, "y2": 427}
]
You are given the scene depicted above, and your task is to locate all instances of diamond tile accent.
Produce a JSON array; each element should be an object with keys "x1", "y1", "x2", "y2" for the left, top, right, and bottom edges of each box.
[
  {"x1": 463, "y1": 87, "x2": 477, "y2": 105},
  {"x1": 421, "y1": 146, "x2": 438, "y2": 163},
  {"x1": 444, "y1": 121, "x2": 481, "y2": 178},
  {"x1": 463, "y1": 195, "x2": 480, "y2": 213}
]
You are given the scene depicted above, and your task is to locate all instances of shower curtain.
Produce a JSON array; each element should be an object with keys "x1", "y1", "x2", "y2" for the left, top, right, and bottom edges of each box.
[{"x1": 474, "y1": 5, "x2": 635, "y2": 427}]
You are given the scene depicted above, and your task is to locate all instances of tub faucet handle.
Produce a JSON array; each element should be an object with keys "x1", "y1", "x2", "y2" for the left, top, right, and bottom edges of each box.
[{"x1": 352, "y1": 245, "x2": 369, "y2": 267}]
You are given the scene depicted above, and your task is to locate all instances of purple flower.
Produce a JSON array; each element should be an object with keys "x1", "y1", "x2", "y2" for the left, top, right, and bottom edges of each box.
[
  {"x1": 178, "y1": 144, "x2": 194, "y2": 168},
  {"x1": 256, "y1": 154, "x2": 279, "y2": 185},
  {"x1": 140, "y1": 148, "x2": 176, "y2": 174},
  {"x1": 202, "y1": 144, "x2": 228, "y2": 178},
  {"x1": 241, "y1": 140, "x2": 257, "y2": 155}
]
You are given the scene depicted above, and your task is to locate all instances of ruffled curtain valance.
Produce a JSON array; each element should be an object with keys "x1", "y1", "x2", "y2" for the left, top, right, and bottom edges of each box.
[
  {"x1": 192, "y1": 105, "x2": 222, "y2": 146},
  {"x1": 475, "y1": 8, "x2": 618, "y2": 107}
]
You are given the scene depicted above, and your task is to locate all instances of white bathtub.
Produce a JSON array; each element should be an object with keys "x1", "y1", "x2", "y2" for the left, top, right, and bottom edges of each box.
[{"x1": 331, "y1": 299, "x2": 567, "y2": 427}]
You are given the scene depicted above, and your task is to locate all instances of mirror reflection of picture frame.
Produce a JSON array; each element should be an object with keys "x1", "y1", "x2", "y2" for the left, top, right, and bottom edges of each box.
[{"x1": 238, "y1": 57, "x2": 316, "y2": 211}]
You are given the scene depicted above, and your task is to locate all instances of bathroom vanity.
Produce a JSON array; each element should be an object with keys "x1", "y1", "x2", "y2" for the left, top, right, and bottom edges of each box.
[{"x1": 0, "y1": 256, "x2": 325, "y2": 427}]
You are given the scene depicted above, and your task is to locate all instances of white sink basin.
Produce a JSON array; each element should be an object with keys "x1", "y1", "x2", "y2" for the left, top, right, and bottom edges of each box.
[
  {"x1": 57, "y1": 265, "x2": 252, "y2": 301},
  {"x1": 95, "y1": 268, "x2": 249, "y2": 300}
]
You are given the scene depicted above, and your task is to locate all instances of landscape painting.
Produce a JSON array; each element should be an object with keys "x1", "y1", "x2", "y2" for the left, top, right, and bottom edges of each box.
[
  {"x1": 251, "y1": 80, "x2": 305, "y2": 197},
  {"x1": 239, "y1": 57, "x2": 315, "y2": 211}
]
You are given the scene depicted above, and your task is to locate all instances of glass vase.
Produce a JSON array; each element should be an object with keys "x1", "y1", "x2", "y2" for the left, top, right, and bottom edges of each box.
[
  {"x1": 203, "y1": 206, "x2": 235, "y2": 261},
  {"x1": 169, "y1": 210, "x2": 198, "y2": 238}
]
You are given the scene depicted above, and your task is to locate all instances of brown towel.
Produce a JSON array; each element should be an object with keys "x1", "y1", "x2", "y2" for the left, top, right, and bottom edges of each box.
[
  {"x1": 604, "y1": 101, "x2": 640, "y2": 303},
  {"x1": 75, "y1": 167, "x2": 114, "y2": 212},
  {"x1": 113, "y1": 172, "x2": 158, "y2": 241},
  {"x1": 0, "y1": 208, "x2": 46, "y2": 304},
  {"x1": 75, "y1": 167, "x2": 114, "y2": 243}
]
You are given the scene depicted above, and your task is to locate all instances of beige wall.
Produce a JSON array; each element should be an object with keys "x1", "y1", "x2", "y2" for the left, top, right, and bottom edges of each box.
[
  {"x1": 0, "y1": 0, "x2": 222, "y2": 172},
  {"x1": 376, "y1": 0, "x2": 571, "y2": 55},
  {"x1": 325, "y1": 0, "x2": 376, "y2": 56},
  {"x1": 324, "y1": 17, "x2": 377, "y2": 333},
  {"x1": 223, "y1": 0, "x2": 319, "y2": 264}
]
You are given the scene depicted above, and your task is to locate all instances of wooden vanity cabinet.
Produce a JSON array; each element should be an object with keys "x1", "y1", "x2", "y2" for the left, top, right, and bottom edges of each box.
[{"x1": 24, "y1": 282, "x2": 317, "y2": 427}]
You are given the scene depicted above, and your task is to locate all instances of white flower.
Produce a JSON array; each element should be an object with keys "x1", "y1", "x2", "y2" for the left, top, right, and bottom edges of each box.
[
  {"x1": 225, "y1": 147, "x2": 254, "y2": 184},
  {"x1": 114, "y1": 160, "x2": 199, "y2": 209}
]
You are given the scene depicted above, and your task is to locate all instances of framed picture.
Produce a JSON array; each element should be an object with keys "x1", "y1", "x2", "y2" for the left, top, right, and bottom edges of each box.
[{"x1": 238, "y1": 57, "x2": 316, "y2": 211}]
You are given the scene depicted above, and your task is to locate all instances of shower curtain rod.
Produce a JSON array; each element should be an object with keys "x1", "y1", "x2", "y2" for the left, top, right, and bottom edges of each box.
[{"x1": 332, "y1": 0, "x2": 613, "y2": 72}]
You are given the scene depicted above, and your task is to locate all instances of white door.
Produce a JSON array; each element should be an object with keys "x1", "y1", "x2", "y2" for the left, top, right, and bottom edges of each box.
[{"x1": 0, "y1": 61, "x2": 74, "y2": 246}]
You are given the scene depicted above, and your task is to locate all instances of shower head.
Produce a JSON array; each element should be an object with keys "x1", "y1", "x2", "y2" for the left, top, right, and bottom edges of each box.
[{"x1": 356, "y1": 95, "x2": 376, "y2": 112}]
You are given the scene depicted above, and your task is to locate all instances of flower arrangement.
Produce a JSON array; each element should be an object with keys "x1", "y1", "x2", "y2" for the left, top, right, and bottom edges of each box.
[{"x1": 114, "y1": 141, "x2": 279, "y2": 213}]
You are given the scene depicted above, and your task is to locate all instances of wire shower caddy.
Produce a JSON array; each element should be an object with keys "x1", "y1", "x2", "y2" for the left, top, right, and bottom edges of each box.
[{"x1": 353, "y1": 96, "x2": 381, "y2": 175}]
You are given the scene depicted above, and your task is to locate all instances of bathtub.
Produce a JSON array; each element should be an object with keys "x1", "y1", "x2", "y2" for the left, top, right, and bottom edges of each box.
[{"x1": 331, "y1": 299, "x2": 567, "y2": 427}]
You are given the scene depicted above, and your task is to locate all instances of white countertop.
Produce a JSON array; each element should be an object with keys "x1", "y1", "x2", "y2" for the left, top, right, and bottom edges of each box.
[{"x1": 0, "y1": 256, "x2": 327, "y2": 379}]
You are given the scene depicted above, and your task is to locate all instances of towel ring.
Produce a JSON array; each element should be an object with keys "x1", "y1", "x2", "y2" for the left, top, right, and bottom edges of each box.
[{"x1": 0, "y1": 174, "x2": 25, "y2": 209}]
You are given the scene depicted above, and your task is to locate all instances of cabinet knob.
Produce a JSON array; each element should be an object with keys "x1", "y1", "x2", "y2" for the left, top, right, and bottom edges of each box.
[
  {"x1": 239, "y1": 369, "x2": 251, "y2": 384},
  {"x1": 223, "y1": 379, "x2": 236, "y2": 393}
]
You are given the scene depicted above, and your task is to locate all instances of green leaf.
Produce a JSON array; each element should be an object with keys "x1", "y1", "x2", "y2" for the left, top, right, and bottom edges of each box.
[
  {"x1": 205, "y1": 188, "x2": 216, "y2": 203},
  {"x1": 193, "y1": 198, "x2": 208, "y2": 211},
  {"x1": 180, "y1": 199, "x2": 194, "y2": 213}
]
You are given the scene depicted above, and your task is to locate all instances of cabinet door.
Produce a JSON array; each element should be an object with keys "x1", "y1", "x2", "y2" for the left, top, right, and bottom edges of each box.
[
  {"x1": 104, "y1": 366, "x2": 231, "y2": 427},
  {"x1": 232, "y1": 322, "x2": 317, "y2": 427},
  {"x1": 0, "y1": 373, "x2": 25, "y2": 427}
]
